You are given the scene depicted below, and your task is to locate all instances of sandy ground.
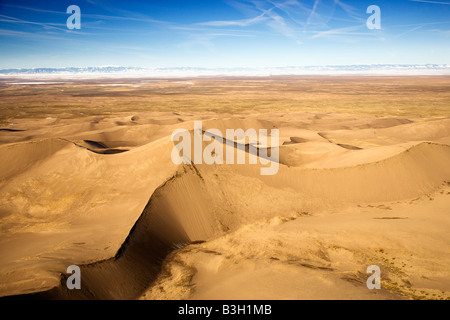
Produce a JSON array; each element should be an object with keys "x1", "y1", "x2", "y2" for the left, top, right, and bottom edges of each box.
[{"x1": 0, "y1": 77, "x2": 449, "y2": 300}]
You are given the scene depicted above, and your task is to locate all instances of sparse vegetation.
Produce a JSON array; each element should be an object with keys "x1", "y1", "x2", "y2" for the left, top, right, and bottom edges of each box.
[{"x1": 1, "y1": 76, "x2": 449, "y2": 125}]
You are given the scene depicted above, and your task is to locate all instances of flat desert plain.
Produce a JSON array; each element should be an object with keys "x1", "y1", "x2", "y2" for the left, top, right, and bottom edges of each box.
[{"x1": 0, "y1": 76, "x2": 449, "y2": 300}]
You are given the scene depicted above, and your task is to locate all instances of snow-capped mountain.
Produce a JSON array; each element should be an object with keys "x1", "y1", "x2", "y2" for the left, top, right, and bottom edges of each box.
[{"x1": 0, "y1": 64, "x2": 449, "y2": 78}]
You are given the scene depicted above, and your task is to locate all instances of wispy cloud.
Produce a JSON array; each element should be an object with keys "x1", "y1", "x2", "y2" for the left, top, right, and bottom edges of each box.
[
  {"x1": 311, "y1": 24, "x2": 368, "y2": 39},
  {"x1": 198, "y1": 1, "x2": 298, "y2": 38},
  {"x1": 396, "y1": 25, "x2": 425, "y2": 37},
  {"x1": 391, "y1": 20, "x2": 450, "y2": 27},
  {"x1": 195, "y1": 0, "x2": 370, "y2": 41},
  {"x1": 266, "y1": 0, "x2": 311, "y2": 26},
  {"x1": 0, "y1": 28, "x2": 82, "y2": 41},
  {"x1": 334, "y1": 0, "x2": 361, "y2": 20},
  {"x1": 306, "y1": 0, "x2": 320, "y2": 26},
  {"x1": 0, "y1": 14, "x2": 68, "y2": 32},
  {"x1": 409, "y1": 0, "x2": 450, "y2": 4},
  {"x1": 1, "y1": 1, "x2": 374, "y2": 45},
  {"x1": 2, "y1": 3, "x2": 167, "y2": 24},
  {"x1": 2, "y1": 4, "x2": 65, "y2": 15},
  {"x1": 266, "y1": 10, "x2": 296, "y2": 37},
  {"x1": 0, "y1": 13, "x2": 127, "y2": 37},
  {"x1": 429, "y1": 28, "x2": 450, "y2": 35},
  {"x1": 197, "y1": 11, "x2": 268, "y2": 27}
]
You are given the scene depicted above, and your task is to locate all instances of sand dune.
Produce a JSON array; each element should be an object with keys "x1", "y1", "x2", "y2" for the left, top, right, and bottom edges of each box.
[
  {"x1": 2, "y1": 137, "x2": 449, "y2": 299},
  {"x1": 318, "y1": 118, "x2": 450, "y2": 147},
  {"x1": 0, "y1": 77, "x2": 449, "y2": 300},
  {"x1": 4, "y1": 165, "x2": 214, "y2": 299},
  {"x1": 0, "y1": 139, "x2": 71, "y2": 182}
]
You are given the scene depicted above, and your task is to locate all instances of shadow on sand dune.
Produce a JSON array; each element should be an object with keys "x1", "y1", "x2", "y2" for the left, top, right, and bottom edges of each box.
[{"x1": 2, "y1": 165, "x2": 215, "y2": 300}]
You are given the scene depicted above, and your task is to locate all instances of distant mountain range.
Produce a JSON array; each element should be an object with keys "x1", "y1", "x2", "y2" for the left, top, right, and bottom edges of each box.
[
  {"x1": 1, "y1": 65, "x2": 449, "y2": 77},
  {"x1": 0, "y1": 66, "x2": 142, "y2": 74}
]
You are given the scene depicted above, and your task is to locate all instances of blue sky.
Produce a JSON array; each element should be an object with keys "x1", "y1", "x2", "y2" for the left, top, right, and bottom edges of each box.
[{"x1": 0, "y1": 0, "x2": 449, "y2": 68}]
